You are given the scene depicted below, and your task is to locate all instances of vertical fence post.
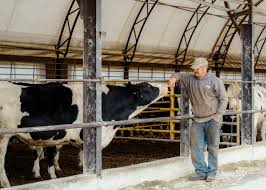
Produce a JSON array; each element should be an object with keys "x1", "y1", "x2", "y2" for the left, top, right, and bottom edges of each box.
[
  {"x1": 236, "y1": 114, "x2": 241, "y2": 145},
  {"x1": 180, "y1": 84, "x2": 190, "y2": 156},
  {"x1": 240, "y1": 24, "x2": 254, "y2": 145},
  {"x1": 170, "y1": 86, "x2": 175, "y2": 140},
  {"x1": 82, "y1": 0, "x2": 102, "y2": 176}
]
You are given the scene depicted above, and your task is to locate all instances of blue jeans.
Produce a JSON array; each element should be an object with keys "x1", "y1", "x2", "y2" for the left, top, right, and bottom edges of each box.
[{"x1": 190, "y1": 119, "x2": 221, "y2": 177}]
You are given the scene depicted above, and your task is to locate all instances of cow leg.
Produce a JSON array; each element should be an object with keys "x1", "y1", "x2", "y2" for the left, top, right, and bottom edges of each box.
[
  {"x1": 78, "y1": 148, "x2": 83, "y2": 168},
  {"x1": 46, "y1": 147, "x2": 57, "y2": 179},
  {"x1": 261, "y1": 118, "x2": 266, "y2": 142},
  {"x1": 254, "y1": 113, "x2": 260, "y2": 141},
  {"x1": 54, "y1": 145, "x2": 63, "y2": 171},
  {"x1": 0, "y1": 136, "x2": 11, "y2": 187},
  {"x1": 32, "y1": 147, "x2": 44, "y2": 178}
]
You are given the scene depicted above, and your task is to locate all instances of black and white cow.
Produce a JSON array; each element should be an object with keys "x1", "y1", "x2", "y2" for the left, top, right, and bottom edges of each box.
[
  {"x1": 220, "y1": 83, "x2": 237, "y2": 144},
  {"x1": 0, "y1": 81, "x2": 168, "y2": 187},
  {"x1": 226, "y1": 82, "x2": 266, "y2": 141}
]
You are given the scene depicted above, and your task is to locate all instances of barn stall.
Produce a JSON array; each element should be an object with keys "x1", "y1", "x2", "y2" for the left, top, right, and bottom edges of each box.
[{"x1": 1, "y1": 0, "x2": 266, "y2": 189}]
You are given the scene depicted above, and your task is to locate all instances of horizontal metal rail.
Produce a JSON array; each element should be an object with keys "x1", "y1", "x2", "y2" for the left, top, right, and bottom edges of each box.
[
  {"x1": 219, "y1": 142, "x2": 238, "y2": 146},
  {"x1": 119, "y1": 128, "x2": 180, "y2": 133},
  {"x1": 222, "y1": 121, "x2": 237, "y2": 125},
  {"x1": 142, "y1": 109, "x2": 180, "y2": 113},
  {"x1": 152, "y1": 101, "x2": 171, "y2": 104},
  {"x1": 2, "y1": 78, "x2": 266, "y2": 85},
  {"x1": 220, "y1": 133, "x2": 238, "y2": 136},
  {"x1": 121, "y1": 123, "x2": 170, "y2": 130},
  {"x1": 0, "y1": 109, "x2": 266, "y2": 135},
  {"x1": 0, "y1": 78, "x2": 169, "y2": 83},
  {"x1": 114, "y1": 136, "x2": 180, "y2": 143},
  {"x1": 145, "y1": 107, "x2": 180, "y2": 111}
]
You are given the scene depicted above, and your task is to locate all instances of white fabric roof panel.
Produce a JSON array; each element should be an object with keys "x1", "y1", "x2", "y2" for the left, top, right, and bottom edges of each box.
[{"x1": 0, "y1": 0, "x2": 266, "y2": 59}]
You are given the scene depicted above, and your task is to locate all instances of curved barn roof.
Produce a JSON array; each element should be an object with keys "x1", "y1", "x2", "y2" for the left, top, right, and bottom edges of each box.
[{"x1": 1, "y1": 0, "x2": 266, "y2": 70}]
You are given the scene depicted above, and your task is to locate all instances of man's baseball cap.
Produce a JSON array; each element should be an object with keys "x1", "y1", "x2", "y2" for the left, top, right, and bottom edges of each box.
[{"x1": 191, "y1": 57, "x2": 208, "y2": 69}]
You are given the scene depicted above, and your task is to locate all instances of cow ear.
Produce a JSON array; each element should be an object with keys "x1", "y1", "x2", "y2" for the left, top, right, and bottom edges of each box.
[
  {"x1": 106, "y1": 85, "x2": 113, "y2": 89},
  {"x1": 126, "y1": 82, "x2": 132, "y2": 88}
]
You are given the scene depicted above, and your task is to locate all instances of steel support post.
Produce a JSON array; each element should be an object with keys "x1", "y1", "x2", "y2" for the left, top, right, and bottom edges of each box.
[
  {"x1": 240, "y1": 24, "x2": 255, "y2": 144},
  {"x1": 82, "y1": 0, "x2": 102, "y2": 176}
]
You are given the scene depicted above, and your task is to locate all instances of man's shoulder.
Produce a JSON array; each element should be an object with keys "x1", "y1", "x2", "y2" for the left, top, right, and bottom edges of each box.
[{"x1": 209, "y1": 73, "x2": 222, "y2": 82}]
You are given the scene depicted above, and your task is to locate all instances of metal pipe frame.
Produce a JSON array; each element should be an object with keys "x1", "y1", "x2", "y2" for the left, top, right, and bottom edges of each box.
[
  {"x1": 0, "y1": 109, "x2": 265, "y2": 135},
  {"x1": 175, "y1": 0, "x2": 217, "y2": 70},
  {"x1": 114, "y1": 136, "x2": 180, "y2": 143},
  {"x1": 54, "y1": 0, "x2": 80, "y2": 78},
  {"x1": 123, "y1": 0, "x2": 159, "y2": 79},
  {"x1": 55, "y1": 0, "x2": 80, "y2": 59},
  {"x1": 4, "y1": 54, "x2": 266, "y2": 73},
  {"x1": 211, "y1": 0, "x2": 263, "y2": 76},
  {"x1": 254, "y1": 25, "x2": 266, "y2": 68}
]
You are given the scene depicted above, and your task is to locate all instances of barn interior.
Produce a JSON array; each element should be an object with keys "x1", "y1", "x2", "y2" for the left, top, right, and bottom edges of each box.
[{"x1": 1, "y1": 0, "x2": 266, "y2": 189}]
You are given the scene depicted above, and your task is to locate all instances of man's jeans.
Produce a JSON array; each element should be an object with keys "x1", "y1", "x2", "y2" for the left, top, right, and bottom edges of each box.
[{"x1": 190, "y1": 119, "x2": 221, "y2": 177}]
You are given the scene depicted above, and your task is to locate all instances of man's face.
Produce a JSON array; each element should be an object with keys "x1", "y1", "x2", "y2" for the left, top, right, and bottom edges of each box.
[{"x1": 193, "y1": 66, "x2": 208, "y2": 79}]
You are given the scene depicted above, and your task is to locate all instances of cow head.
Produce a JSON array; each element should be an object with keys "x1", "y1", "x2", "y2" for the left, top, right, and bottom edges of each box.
[
  {"x1": 125, "y1": 82, "x2": 168, "y2": 119},
  {"x1": 226, "y1": 82, "x2": 241, "y2": 110},
  {"x1": 126, "y1": 82, "x2": 168, "y2": 106}
]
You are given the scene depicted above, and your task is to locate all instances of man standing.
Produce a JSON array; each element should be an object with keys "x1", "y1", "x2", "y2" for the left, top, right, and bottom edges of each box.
[{"x1": 169, "y1": 57, "x2": 228, "y2": 182}]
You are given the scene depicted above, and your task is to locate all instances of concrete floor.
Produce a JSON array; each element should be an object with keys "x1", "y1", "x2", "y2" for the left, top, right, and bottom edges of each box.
[
  {"x1": 122, "y1": 159, "x2": 266, "y2": 190},
  {"x1": 4, "y1": 142, "x2": 266, "y2": 190}
]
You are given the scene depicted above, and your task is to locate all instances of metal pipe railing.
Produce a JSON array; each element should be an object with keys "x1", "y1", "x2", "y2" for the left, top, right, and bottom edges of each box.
[{"x1": 1, "y1": 109, "x2": 266, "y2": 135}]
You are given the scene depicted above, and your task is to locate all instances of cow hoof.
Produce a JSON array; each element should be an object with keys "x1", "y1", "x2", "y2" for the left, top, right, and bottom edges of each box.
[
  {"x1": 33, "y1": 176, "x2": 42, "y2": 180},
  {"x1": 48, "y1": 166, "x2": 57, "y2": 179},
  {"x1": 33, "y1": 173, "x2": 42, "y2": 179},
  {"x1": 0, "y1": 180, "x2": 10, "y2": 188},
  {"x1": 56, "y1": 169, "x2": 64, "y2": 177}
]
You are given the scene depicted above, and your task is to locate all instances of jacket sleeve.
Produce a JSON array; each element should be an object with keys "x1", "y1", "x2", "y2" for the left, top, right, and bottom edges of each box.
[
  {"x1": 170, "y1": 72, "x2": 189, "y2": 87},
  {"x1": 214, "y1": 79, "x2": 228, "y2": 119}
]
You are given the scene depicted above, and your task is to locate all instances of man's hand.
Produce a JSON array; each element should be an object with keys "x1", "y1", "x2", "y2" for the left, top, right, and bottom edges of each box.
[
  {"x1": 169, "y1": 77, "x2": 177, "y2": 87},
  {"x1": 211, "y1": 115, "x2": 220, "y2": 123}
]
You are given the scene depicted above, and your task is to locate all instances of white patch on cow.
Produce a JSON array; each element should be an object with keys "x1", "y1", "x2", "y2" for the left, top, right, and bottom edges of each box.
[
  {"x1": 65, "y1": 83, "x2": 83, "y2": 124},
  {"x1": 101, "y1": 84, "x2": 109, "y2": 95},
  {"x1": 32, "y1": 155, "x2": 41, "y2": 178},
  {"x1": 102, "y1": 124, "x2": 119, "y2": 148},
  {"x1": 0, "y1": 136, "x2": 11, "y2": 187},
  {"x1": 54, "y1": 145, "x2": 63, "y2": 171},
  {"x1": 0, "y1": 82, "x2": 28, "y2": 129},
  {"x1": 30, "y1": 146, "x2": 44, "y2": 178},
  {"x1": 48, "y1": 166, "x2": 56, "y2": 179},
  {"x1": 78, "y1": 149, "x2": 83, "y2": 167}
]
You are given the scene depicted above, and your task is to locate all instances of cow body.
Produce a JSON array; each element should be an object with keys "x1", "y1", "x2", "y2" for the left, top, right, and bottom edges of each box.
[
  {"x1": 0, "y1": 82, "x2": 168, "y2": 187},
  {"x1": 226, "y1": 83, "x2": 266, "y2": 141}
]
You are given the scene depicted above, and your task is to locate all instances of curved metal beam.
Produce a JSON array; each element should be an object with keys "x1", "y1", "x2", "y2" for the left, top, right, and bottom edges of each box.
[
  {"x1": 254, "y1": 25, "x2": 266, "y2": 68},
  {"x1": 123, "y1": 0, "x2": 159, "y2": 79},
  {"x1": 175, "y1": 0, "x2": 217, "y2": 70},
  {"x1": 211, "y1": 0, "x2": 263, "y2": 76},
  {"x1": 54, "y1": 0, "x2": 80, "y2": 79},
  {"x1": 56, "y1": 0, "x2": 80, "y2": 59}
]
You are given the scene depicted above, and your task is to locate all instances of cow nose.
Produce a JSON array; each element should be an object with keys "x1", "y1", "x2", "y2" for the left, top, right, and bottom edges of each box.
[{"x1": 161, "y1": 83, "x2": 168, "y2": 96}]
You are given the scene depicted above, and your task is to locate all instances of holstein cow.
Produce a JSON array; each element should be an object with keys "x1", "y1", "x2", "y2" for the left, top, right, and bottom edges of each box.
[
  {"x1": 220, "y1": 83, "x2": 238, "y2": 144},
  {"x1": 226, "y1": 82, "x2": 266, "y2": 141},
  {"x1": 0, "y1": 81, "x2": 168, "y2": 187}
]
